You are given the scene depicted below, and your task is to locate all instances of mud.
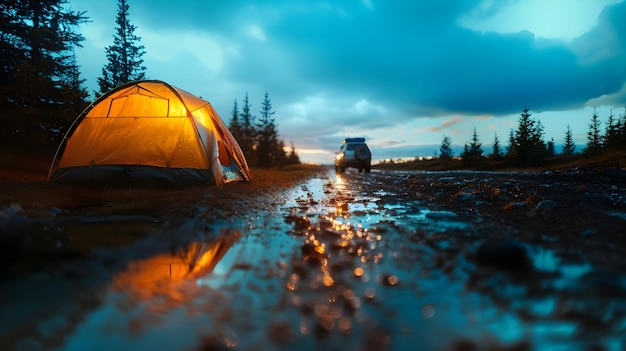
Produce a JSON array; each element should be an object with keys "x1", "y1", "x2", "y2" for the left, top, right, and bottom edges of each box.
[{"x1": 1, "y1": 166, "x2": 625, "y2": 351}]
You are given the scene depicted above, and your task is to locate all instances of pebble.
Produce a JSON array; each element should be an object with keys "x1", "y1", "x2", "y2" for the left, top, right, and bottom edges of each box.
[
  {"x1": 284, "y1": 214, "x2": 310, "y2": 231},
  {"x1": 425, "y1": 211, "x2": 457, "y2": 219},
  {"x1": 534, "y1": 199, "x2": 557, "y2": 212},
  {"x1": 474, "y1": 238, "x2": 533, "y2": 272}
]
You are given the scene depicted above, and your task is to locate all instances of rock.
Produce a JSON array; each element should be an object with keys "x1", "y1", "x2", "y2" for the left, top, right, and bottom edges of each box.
[
  {"x1": 0, "y1": 203, "x2": 29, "y2": 234},
  {"x1": 425, "y1": 211, "x2": 457, "y2": 219},
  {"x1": 284, "y1": 214, "x2": 310, "y2": 231},
  {"x1": 534, "y1": 199, "x2": 557, "y2": 212},
  {"x1": 474, "y1": 238, "x2": 533, "y2": 272},
  {"x1": 301, "y1": 242, "x2": 325, "y2": 263},
  {"x1": 528, "y1": 199, "x2": 558, "y2": 218}
]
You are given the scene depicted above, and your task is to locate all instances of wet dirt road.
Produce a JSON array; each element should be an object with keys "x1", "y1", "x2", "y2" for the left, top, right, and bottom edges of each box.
[{"x1": 1, "y1": 167, "x2": 626, "y2": 350}]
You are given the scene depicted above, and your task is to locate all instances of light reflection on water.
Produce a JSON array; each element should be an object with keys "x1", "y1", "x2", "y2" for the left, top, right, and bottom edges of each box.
[
  {"x1": 3, "y1": 168, "x2": 624, "y2": 351},
  {"x1": 317, "y1": 169, "x2": 624, "y2": 350},
  {"x1": 530, "y1": 247, "x2": 592, "y2": 288}
]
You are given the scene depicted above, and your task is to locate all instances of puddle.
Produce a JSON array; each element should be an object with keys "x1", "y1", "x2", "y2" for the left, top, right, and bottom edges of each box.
[{"x1": 1, "y1": 168, "x2": 624, "y2": 351}]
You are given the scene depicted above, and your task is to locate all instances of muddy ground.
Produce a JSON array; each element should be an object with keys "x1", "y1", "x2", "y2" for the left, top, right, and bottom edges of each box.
[{"x1": 1, "y1": 165, "x2": 625, "y2": 351}]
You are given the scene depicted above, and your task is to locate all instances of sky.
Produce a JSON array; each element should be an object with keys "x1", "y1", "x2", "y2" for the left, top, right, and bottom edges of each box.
[{"x1": 67, "y1": 0, "x2": 626, "y2": 164}]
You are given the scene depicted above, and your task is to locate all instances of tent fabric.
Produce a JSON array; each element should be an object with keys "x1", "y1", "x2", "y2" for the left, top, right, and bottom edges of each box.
[{"x1": 51, "y1": 80, "x2": 250, "y2": 186}]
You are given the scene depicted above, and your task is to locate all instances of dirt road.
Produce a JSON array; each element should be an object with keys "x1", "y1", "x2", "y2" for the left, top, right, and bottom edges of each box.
[{"x1": 1, "y1": 166, "x2": 625, "y2": 350}]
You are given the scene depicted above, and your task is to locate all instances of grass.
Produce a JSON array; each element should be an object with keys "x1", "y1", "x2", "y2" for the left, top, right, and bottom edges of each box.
[
  {"x1": 1, "y1": 142, "x2": 623, "y2": 217},
  {"x1": 0, "y1": 147, "x2": 53, "y2": 181},
  {"x1": 0, "y1": 144, "x2": 328, "y2": 217},
  {"x1": 374, "y1": 148, "x2": 626, "y2": 172}
]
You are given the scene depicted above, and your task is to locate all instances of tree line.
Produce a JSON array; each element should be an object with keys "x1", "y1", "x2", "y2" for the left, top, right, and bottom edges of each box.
[
  {"x1": 0, "y1": 0, "x2": 298, "y2": 167},
  {"x1": 437, "y1": 106, "x2": 626, "y2": 167},
  {"x1": 228, "y1": 92, "x2": 300, "y2": 168}
]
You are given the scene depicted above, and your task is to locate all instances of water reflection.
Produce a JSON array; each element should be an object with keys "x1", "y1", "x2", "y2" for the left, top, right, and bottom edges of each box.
[
  {"x1": 333, "y1": 173, "x2": 347, "y2": 192},
  {"x1": 288, "y1": 169, "x2": 626, "y2": 350},
  {"x1": 0, "y1": 229, "x2": 239, "y2": 351},
  {"x1": 113, "y1": 230, "x2": 239, "y2": 303},
  {"x1": 5, "y1": 167, "x2": 625, "y2": 350}
]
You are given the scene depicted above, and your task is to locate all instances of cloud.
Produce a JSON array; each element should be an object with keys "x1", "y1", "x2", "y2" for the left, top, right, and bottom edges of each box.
[
  {"x1": 425, "y1": 116, "x2": 465, "y2": 133},
  {"x1": 142, "y1": 31, "x2": 230, "y2": 71},
  {"x1": 371, "y1": 139, "x2": 404, "y2": 147},
  {"x1": 85, "y1": 0, "x2": 626, "y2": 118},
  {"x1": 72, "y1": 0, "x2": 626, "y2": 163},
  {"x1": 245, "y1": 24, "x2": 267, "y2": 41},
  {"x1": 459, "y1": 0, "x2": 622, "y2": 41},
  {"x1": 571, "y1": 1, "x2": 626, "y2": 64},
  {"x1": 586, "y1": 82, "x2": 626, "y2": 107},
  {"x1": 222, "y1": 1, "x2": 626, "y2": 120}
]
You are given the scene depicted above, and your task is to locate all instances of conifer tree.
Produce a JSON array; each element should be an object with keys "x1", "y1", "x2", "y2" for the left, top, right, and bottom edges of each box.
[
  {"x1": 286, "y1": 141, "x2": 301, "y2": 165},
  {"x1": 604, "y1": 109, "x2": 621, "y2": 149},
  {"x1": 228, "y1": 99, "x2": 243, "y2": 144},
  {"x1": 507, "y1": 106, "x2": 547, "y2": 167},
  {"x1": 546, "y1": 137, "x2": 555, "y2": 157},
  {"x1": 618, "y1": 109, "x2": 626, "y2": 147},
  {"x1": 97, "y1": 0, "x2": 146, "y2": 96},
  {"x1": 584, "y1": 108, "x2": 603, "y2": 155},
  {"x1": 533, "y1": 120, "x2": 547, "y2": 155},
  {"x1": 461, "y1": 127, "x2": 483, "y2": 161},
  {"x1": 562, "y1": 124, "x2": 576, "y2": 156},
  {"x1": 255, "y1": 92, "x2": 286, "y2": 167},
  {"x1": 439, "y1": 135, "x2": 453, "y2": 161},
  {"x1": 491, "y1": 132, "x2": 502, "y2": 159},
  {"x1": 0, "y1": 0, "x2": 88, "y2": 147},
  {"x1": 238, "y1": 92, "x2": 256, "y2": 166},
  {"x1": 506, "y1": 128, "x2": 516, "y2": 160}
]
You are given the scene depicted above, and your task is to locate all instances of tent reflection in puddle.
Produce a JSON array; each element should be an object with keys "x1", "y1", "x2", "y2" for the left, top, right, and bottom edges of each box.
[{"x1": 112, "y1": 231, "x2": 240, "y2": 305}]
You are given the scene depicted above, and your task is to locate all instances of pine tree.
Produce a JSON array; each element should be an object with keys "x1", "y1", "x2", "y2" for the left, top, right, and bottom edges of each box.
[
  {"x1": 546, "y1": 137, "x2": 555, "y2": 157},
  {"x1": 0, "y1": 0, "x2": 88, "y2": 147},
  {"x1": 275, "y1": 139, "x2": 287, "y2": 166},
  {"x1": 462, "y1": 144, "x2": 470, "y2": 160},
  {"x1": 286, "y1": 141, "x2": 301, "y2": 165},
  {"x1": 562, "y1": 124, "x2": 576, "y2": 156},
  {"x1": 584, "y1": 108, "x2": 603, "y2": 155},
  {"x1": 491, "y1": 132, "x2": 502, "y2": 159},
  {"x1": 506, "y1": 128, "x2": 516, "y2": 158},
  {"x1": 97, "y1": 0, "x2": 146, "y2": 96},
  {"x1": 618, "y1": 109, "x2": 626, "y2": 147},
  {"x1": 507, "y1": 106, "x2": 547, "y2": 167},
  {"x1": 461, "y1": 127, "x2": 483, "y2": 161},
  {"x1": 238, "y1": 92, "x2": 256, "y2": 166},
  {"x1": 439, "y1": 135, "x2": 453, "y2": 161},
  {"x1": 604, "y1": 109, "x2": 620, "y2": 150},
  {"x1": 533, "y1": 120, "x2": 547, "y2": 156},
  {"x1": 228, "y1": 99, "x2": 243, "y2": 144},
  {"x1": 255, "y1": 92, "x2": 286, "y2": 167}
]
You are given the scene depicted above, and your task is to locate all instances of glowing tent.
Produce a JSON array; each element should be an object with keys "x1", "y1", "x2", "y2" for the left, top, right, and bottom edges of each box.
[{"x1": 50, "y1": 80, "x2": 250, "y2": 186}]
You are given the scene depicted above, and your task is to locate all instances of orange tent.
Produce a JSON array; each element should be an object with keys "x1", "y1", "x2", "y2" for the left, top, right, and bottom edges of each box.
[{"x1": 50, "y1": 80, "x2": 250, "y2": 186}]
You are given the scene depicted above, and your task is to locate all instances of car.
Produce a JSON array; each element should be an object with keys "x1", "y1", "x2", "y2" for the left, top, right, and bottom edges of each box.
[{"x1": 334, "y1": 137, "x2": 372, "y2": 173}]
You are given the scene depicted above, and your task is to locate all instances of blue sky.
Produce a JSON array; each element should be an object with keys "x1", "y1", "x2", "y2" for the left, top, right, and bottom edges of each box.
[{"x1": 68, "y1": 0, "x2": 626, "y2": 164}]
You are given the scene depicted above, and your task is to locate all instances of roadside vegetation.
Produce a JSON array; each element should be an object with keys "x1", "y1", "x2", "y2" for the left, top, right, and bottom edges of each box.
[
  {"x1": 377, "y1": 106, "x2": 626, "y2": 172},
  {"x1": 376, "y1": 148, "x2": 626, "y2": 172}
]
